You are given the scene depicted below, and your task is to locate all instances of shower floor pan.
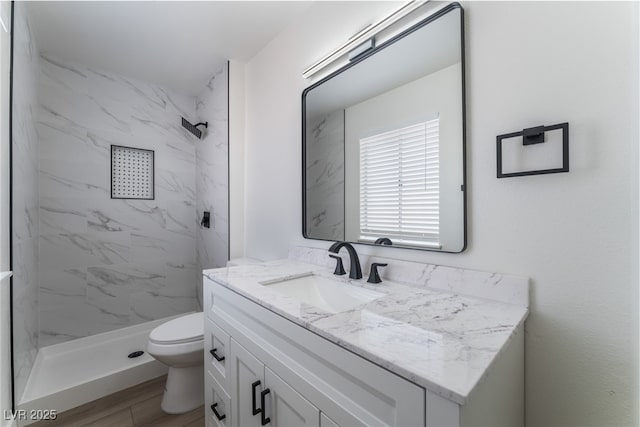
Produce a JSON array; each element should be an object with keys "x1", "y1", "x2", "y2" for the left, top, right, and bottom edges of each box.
[{"x1": 18, "y1": 314, "x2": 189, "y2": 423}]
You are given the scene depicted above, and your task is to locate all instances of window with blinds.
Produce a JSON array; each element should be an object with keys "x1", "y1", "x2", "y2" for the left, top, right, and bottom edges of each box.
[{"x1": 359, "y1": 118, "x2": 440, "y2": 247}]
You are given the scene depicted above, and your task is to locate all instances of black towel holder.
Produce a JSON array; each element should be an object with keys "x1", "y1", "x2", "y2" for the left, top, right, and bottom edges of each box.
[{"x1": 496, "y1": 122, "x2": 569, "y2": 178}]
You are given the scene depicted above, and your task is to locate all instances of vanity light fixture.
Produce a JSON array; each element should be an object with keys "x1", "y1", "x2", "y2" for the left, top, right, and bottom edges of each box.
[
  {"x1": 302, "y1": 0, "x2": 428, "y2": 79},
  {"x1": 348, "y1": 38, "x2": 376, "y2": 62}
]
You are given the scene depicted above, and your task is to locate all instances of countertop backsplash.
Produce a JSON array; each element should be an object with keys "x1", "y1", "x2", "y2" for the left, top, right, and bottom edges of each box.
[{"x1": 288, "y1": 245, "x2": 529, "y2": 308}]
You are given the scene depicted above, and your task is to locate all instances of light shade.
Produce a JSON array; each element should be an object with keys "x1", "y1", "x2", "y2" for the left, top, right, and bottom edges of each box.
[{"x1": 302, "y1": 0, "x2": 428, "y2": 79}]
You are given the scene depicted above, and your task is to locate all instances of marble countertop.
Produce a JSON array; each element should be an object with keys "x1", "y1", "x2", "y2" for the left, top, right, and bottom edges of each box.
[{"x1": 204, "y1": 259, "x2": 528, "y2": 405}]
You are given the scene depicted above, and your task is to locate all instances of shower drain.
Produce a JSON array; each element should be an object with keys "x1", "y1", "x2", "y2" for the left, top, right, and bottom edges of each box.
[{"x1": 128, "y1": 350, "x2": 144, "y2": 358}]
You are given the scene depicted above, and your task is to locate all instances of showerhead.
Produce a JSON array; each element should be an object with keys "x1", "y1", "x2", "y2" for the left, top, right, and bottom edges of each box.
[{"x1": 182, "y1": 117, "x2": 208, "y2": 139}]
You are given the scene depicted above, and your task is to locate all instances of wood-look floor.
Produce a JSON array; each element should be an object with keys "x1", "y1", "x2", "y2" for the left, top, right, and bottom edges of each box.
[{"x1": 30, "y1": 376, "x2": 204, "y2": 427}]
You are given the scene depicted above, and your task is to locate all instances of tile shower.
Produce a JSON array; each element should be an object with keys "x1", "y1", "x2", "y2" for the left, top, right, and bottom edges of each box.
[
  {"x1": 11, "y1": 3, "x2": 229, "y2": 402},
  {"x1": 305, "y1": 110, "x2": 345, "y2": 241},
  {"x1": 12, "y1": 1, "x2": 41, "y2": 402}
]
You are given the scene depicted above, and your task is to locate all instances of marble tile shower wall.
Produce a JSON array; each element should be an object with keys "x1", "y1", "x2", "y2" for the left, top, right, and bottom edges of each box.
[
  {"x1": 305, "y1": 110, "x2": 345, "y2": 240},
  {"x1": 37, "y1": 56, "x2": 201, "y2": 346},
  {"x1": 195, "y1": 64, "x2": 229, "y2": 300},
  {"x1": 12, "y1": 2, "x2": 41, "y2": 401}
]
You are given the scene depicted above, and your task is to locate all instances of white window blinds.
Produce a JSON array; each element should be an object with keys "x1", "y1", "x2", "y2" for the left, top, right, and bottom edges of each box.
[{"x1": 359, "y1": 118, "x2": 440, "y2": 246}]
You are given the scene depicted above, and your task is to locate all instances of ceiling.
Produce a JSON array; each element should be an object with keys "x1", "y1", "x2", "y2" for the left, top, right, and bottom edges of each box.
[{"x1": 27, "y1": 1, "x2": 312, "y2": 95}]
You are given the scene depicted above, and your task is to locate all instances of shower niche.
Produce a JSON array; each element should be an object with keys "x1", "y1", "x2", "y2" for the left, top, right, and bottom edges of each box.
[{"x1": 111, "y1": 145, "x2": 155, "y2": 200}]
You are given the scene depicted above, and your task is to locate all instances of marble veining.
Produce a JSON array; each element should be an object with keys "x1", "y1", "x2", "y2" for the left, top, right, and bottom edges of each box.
[
  {"x1": 305, "y1": 110, "x2": 345, "y2": 241},
  {"x1": 12, "y1": 2, "x2": 41, "y2": 401},
  {"x1": 195, "y1": 64, "x2": 230, "y2": 307},
  {"x1": 288, "y1": 245, "x2": 529, "y2": 307},
  {"x1": 204, "y1": 258, "x2": 528, "y2": 404},
  {"x1": 37, "y1": 54, "x2": 200, "y2": 346}
]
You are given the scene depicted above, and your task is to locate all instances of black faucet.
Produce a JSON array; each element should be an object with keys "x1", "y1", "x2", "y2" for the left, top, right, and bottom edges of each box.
[
  {"x1": 328, "y1": 241, "x2": 362, "y2": 280},
  {"x1": 374, "y1": 237, "x2": 392, "y2": 245}
]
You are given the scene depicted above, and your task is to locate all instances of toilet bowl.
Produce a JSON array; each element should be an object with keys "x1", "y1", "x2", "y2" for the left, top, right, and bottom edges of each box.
[{"x1": 147, "y1": 312, "x2": 204, "y2": 414}]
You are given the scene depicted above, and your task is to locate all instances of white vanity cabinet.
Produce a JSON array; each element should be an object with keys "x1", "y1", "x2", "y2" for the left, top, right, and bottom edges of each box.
[
  {"x1": 204, "y1": 276, "x2": 424, "y2": 427},
  {"x1": 264, "y1": 365, "x2": 323, "y2": 427},
  {"x1": 203, "y1": 275, "x2": 525, "y2": 427},
  {"x1": 229, "y1": 338, "x2": 321, "y2": 427}
]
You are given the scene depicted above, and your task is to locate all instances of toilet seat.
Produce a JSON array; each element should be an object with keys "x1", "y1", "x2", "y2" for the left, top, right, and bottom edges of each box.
[{"x1": 149, "y1": 312, "x2": 203, "y2": 345}]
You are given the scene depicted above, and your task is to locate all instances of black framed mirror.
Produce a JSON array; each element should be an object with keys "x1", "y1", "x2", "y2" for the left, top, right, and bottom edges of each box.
[{"x1": 302, "y1": 3, "x2": 466, "y2": 252}]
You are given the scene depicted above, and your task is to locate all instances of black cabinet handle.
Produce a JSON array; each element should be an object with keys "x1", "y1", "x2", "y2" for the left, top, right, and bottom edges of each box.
[
  {"x1": 260, "y1": 388, "x2": 271, "y2": 425},
  {"x1": 210, "y1": 348, "x2": 225, "y2": 362},
  {"x1": 210, "y1": 403, "x2": 226, "y2": 421},
  {"x1": 251, "y1": 380, "x2": 261, "y2": 415}
]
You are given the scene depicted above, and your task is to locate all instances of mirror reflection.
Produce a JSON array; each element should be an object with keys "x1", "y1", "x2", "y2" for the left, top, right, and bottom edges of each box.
[{"x1": 303, "y1": 4, "x2": 466, "y2": 252}]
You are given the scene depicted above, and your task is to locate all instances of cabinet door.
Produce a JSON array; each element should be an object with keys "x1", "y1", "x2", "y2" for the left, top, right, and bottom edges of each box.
[
  {"x1": 206, "y1": 372, "x2": 232, "y2": 427},
  {"x1": 229, "y1": 338, "x2": 265, "y2": 427},
  {"x1": 206, "y1": 319, "x2": 231, "y2": 392},
  {"x1": 264, "y1": 367, "x2": 320, "y2": 427}
]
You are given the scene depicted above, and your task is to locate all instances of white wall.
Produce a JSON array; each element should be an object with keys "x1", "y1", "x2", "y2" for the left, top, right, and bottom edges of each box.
[
  {"x1": 229, "y1": 60, "x2": 245, "y2": 259},
  {"x1": 634, "y1": 3, "x2": 640, "y2": 425},
  {"x1": 242, "y1": 2, "x2": 639, "y2": 426},
  {"x1": 0, "y1": 0, "x2": 10, "y2": 273},
  {"x1": 244, "y1": 1, "x2": 400, "y2": 261},
  {"x1": 1, "y1": 1, "x2": 13, "y2": 422}
]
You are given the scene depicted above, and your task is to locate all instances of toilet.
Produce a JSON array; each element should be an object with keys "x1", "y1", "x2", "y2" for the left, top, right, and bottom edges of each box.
[{"x1": 147, "y1": 312, "x2": 204, "y2": 414}]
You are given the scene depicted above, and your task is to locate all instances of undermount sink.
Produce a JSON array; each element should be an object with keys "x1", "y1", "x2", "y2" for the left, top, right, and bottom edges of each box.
[{"x1": 260, "y1": 273, "x2": 384, "y2": 313}]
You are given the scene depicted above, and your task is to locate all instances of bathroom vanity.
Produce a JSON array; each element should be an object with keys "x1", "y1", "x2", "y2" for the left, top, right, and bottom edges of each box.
[{"x1": 202, "y1": 249, "x2": 528, "y2": 427}]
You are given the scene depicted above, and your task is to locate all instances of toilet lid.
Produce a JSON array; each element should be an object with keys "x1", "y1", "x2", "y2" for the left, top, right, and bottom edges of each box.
[{"x1": 149, "y1": 312, "x2": 204, "y2": 345}]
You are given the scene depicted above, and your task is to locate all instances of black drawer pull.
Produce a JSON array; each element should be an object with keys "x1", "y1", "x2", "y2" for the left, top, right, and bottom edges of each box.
[
  {"x1": 210, "y1": 348, "x2": 225, "y2": 362},
  {"x1": 211, "y1": 403, "x2": 226, "y2": 421},
  {"x1": 260, "y1": 388, "x2": 271, "y2": 425},
  {"x1": 252, "y1": 380, "x2": 261, "y2": 415}
]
